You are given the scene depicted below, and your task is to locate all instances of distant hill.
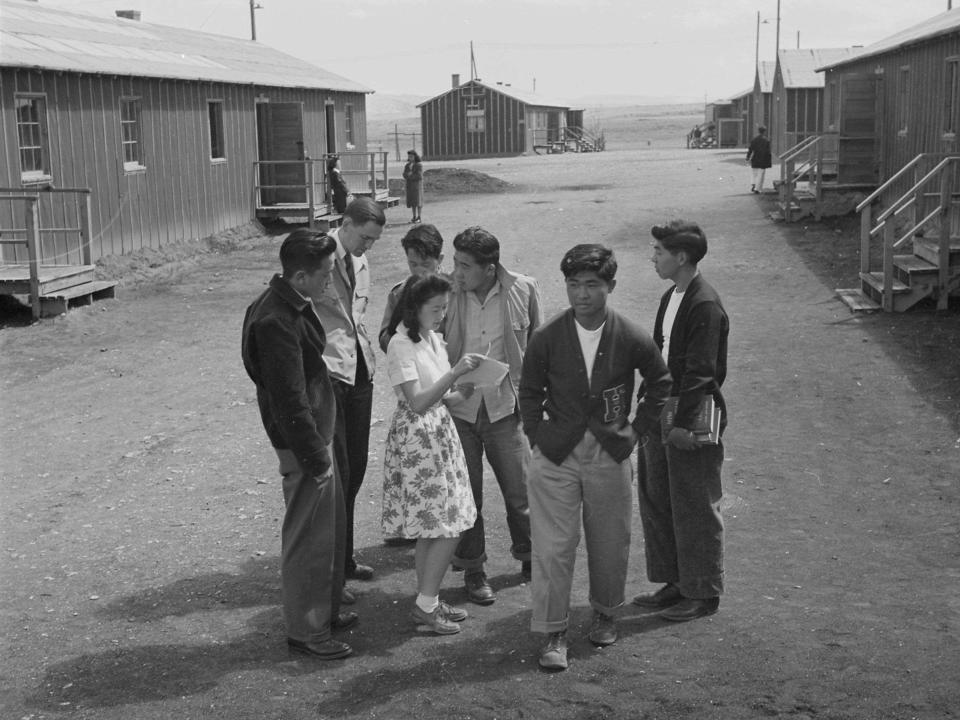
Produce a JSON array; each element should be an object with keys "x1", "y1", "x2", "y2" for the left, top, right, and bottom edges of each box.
[
  {"x1": 366, "y1": 93, "x2": 427, "y2": 120},
  {"x1": 366, "y1": 92, "x2": 702, "y2": 120}
]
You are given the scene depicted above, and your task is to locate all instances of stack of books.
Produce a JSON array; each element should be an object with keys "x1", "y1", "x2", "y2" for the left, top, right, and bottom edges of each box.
[{"x1": 660, "y1": 396, "x2": 721, "y2": 445}]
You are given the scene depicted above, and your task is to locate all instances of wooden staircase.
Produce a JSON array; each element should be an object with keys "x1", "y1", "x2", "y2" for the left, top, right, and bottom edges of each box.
[
  {"x1": 837, "y1": 154, "x2": 960, "y2": 312},
  {"x1": 773, "y1": 134, "x2": 875, "y2": 223}
]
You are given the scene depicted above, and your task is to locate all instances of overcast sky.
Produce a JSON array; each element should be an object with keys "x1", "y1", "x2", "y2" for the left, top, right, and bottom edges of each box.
[{"x1": 34, "y1": 0, "x2": 956, "y2": 102}]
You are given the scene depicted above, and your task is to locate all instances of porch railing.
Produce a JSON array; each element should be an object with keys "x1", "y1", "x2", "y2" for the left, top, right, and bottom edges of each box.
[{"x1": 857, "y1": 153, "x2": 960, "y2": 311}]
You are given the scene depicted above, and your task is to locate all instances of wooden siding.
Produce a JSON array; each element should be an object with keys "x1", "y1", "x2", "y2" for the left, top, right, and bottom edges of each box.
[
  {"x1": 824, "y1": 32, "x2": 960, "y2": 192},
  {"x1": 1, "y1": 67, "x2": 367, "y2": 262},
  {"x1": 420, "y1": 84, "x2": 531, "y2": 160}
]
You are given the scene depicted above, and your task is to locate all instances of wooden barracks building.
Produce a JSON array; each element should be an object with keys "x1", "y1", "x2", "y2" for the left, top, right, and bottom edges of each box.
[
  {"x1": 418, "y1": 75, "x2": 589, "y2": 160},
  {"x1": 0, "y1": 0, "x2": 371, "y2": 264}
]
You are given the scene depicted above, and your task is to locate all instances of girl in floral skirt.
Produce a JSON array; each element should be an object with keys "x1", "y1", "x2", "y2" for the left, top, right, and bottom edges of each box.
[{"x1": 382, "y1": 274, "x2": 484, "y2": 634}]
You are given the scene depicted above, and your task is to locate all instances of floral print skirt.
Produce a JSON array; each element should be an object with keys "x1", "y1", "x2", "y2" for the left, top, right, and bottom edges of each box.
[{"x1": 382, "y1": 399, "x2": 477, "y2": 539}]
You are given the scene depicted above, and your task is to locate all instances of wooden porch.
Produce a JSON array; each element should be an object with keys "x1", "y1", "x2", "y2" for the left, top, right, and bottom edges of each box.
[
  {"x1": 0, "y1": 188, "x2": 117, "y2": 320},
  {"x1": 254, "y1": 152, "x2": 399, "y2": 228}
]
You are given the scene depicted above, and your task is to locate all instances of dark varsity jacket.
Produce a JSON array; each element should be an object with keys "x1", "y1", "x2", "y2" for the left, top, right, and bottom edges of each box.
[
  {"x1": 653, "y1": 273, "x2": 729, "y2": 435},
  {"x1": 519, "y1": 307, "x2": 672, "y2": 465}
]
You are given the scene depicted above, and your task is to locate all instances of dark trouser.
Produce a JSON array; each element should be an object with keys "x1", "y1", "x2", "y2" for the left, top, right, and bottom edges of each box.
[
  {"x1": 331, "y1": 357, "x2": 373, "y2": 574},
  {"x1": 637, "y1": 429, "x2": 725, "y2": 599},
  {"x1": 276, "y1": 448, "x2": 345, "y2": 642},
  {"x1": 452, "y1": 404, "x2": 531, "y2": 571}
]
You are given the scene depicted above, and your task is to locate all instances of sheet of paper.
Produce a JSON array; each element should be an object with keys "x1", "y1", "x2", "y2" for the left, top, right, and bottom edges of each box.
[{"x1": 458, "y1": 356, "x2": 509, "y2": 388}]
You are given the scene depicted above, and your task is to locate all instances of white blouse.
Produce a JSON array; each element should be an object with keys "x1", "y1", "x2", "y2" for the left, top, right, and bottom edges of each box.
[{"x1": 386, "y1": 325, "x2": 452, "y2": 400}]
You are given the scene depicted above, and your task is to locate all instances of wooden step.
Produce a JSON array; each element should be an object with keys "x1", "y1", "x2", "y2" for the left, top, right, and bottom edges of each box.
[
  {"x1": 836, "y1": 287, "x2": 881, "y2": 312},
  {"x1": 913, "y1": 237, "x2": 960, "y2": 266},
  {"x1": 39, "y1": 279, "x2": 117, "y2": 317},
  {"x1": 893, "y1": 254, "x2": 939, "y2": 284},
  {"x1": 860, "y1": 271, "x2": 909, "y2": 294},
  {"x1": 860, "y1": 271, "x2": 932, "y2": 311}
]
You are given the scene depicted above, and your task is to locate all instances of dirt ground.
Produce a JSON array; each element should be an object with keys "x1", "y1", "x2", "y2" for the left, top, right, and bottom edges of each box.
[{"x1": 2, "y1": 142, "x2": 959, "y2": 720}]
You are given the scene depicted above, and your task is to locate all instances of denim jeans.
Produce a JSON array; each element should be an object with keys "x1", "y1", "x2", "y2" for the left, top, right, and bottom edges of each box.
[
  {"x1": 451, "y1": 405, "x2": 531, "y2": 570},
  {"x1": 637, "y1": 428, "x2": 725, "y2": 599}
]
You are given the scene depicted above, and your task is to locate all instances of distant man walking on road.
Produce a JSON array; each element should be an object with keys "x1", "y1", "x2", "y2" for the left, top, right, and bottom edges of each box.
[
  {"x1": 241, "y1": 229, "x2": 356, "y2": 660},
  {"x1": 634, "y1": 220, "x2": 729, "y2": 623},
  {"x1": 746, "y1": 125, "x2": 772, "y2": 194}
]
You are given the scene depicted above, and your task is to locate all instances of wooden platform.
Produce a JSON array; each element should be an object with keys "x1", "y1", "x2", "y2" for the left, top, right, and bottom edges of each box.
[{"x1": 0, "y1": 264, "x2": 118, "y2": 318}]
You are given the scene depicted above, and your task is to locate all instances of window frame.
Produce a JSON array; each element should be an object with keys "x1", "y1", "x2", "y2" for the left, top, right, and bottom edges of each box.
[
  {"x1": 344, "y1": 103, "x2": 354, "y2": 149},
  {"x1": 207, "y1": 99, "x2": 226, "y2": 161},
  {"x1": 15, "y1": 93, "x2": 52, "y2": 183},
  {"x1": 120, "y1": 96, "x2": 145, "y2": 172},
  {"x1": 466, "y1": 106, "x2": 485, "y2": 134},
  {"x1": 944, "y1": 56, "x2": 960, "y2": 138},
  {"x1": 897, "y1": 65, "x2": 910, "y2": 137}
]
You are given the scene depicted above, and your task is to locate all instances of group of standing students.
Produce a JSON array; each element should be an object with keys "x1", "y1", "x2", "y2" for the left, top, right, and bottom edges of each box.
[{"x1": 241, "y1": 195, "x2": 729, "y2": 671}]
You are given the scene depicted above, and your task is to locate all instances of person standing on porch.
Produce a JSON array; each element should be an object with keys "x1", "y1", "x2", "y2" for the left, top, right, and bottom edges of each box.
[{"x1": 746, "y1": 126, "x2": 772, "y2": 194}]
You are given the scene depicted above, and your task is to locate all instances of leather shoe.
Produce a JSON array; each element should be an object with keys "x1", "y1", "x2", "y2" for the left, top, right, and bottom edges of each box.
[
  {"x1": 341, "y1": 587, "x2": 357, "y2": 605},
  {"x1": 660, "y1": 597, "x2": 719, "y2": 622},
  {"x1": 331, "y1": 611, "x2": 358, "y2": 630},
  {"x1": 287, "y1": 637, "x2": 352, "y2": 659},
  {"x1": 632, "y1": 583, "x2": 683, "y2": 609},
  {"x1": 587, "y1": 611, "x2": 617, "y2": 647},
  {"x1": 539, "y1": 631, "x2": 568, "y2": 671},
  {"x1": 346, "y1": 563, "x2": 374, "y2": 581},
  {"x1": 464, "y1": 571, "x2": 496, "y2": 605}
]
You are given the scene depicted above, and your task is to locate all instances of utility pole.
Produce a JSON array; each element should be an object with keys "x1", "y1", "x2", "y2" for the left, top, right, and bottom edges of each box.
[
  {"x1": 775, "y1": 0, "x2": 781, "y2": 61},
  {"x1": 249, "y1": 0, "x2": 261, "y2": 41}
]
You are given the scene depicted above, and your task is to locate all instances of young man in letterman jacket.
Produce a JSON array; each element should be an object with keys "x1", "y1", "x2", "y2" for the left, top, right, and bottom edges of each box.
[
  {"x1": 519, "y1": 244, "x2": 672, "y2": 671},
  {"x1": 633, "y1": 220, "x2": 729, "y2": 623}
]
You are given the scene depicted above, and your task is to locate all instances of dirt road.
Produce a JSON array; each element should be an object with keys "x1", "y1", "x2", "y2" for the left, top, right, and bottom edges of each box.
[{"x1": 2, "y1": 145, "x2": 958, "y2": 720}]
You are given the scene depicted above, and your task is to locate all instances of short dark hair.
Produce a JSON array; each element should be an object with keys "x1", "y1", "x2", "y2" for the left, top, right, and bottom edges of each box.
[
  {"x1": 391, "y1": 273, "x2": 452, "y2": 343},
  {"x1": 401, "y1": 223, "x2": 444, "y2": 260},
  {"x1": 407, "y1": 149, "x2": 422, "y2": 163},
  {"x1": 326, "y1": 155, "x2": 339, "y2": 172},
  {"x1": 279, "y1": 229, "x2": 337, "y2": 278},
  {"x1": 453, "y1": 226, "x2": 499, "y2": 266},
  {"x1": 560, "y1": 244, "x2": 618, "y2": 282},
  {"x1": 651, "y1": 221, "x2": 707, "y2": 264},
  {"x1": 343, "y1": 196, "x2": 386, "y2": 227}
]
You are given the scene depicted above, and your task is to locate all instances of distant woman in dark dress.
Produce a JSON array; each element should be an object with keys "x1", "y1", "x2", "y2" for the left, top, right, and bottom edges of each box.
[
  {"x1": 403, "y1": 150, "x2": 423, "y2": 223},
  {"x1": 746, "y1": 126, "x2": 772, "y2": 194},
  {"x1": 328, "y1": 156, "x2": 350, "y2": 213}
]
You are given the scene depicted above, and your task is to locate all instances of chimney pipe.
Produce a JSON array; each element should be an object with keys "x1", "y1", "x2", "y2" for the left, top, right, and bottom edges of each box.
[
  {"x1": 451, "y1": 73, "x2": 460, "y2": 88},
  {"x1": 115, "y1": 10, "x2": 141, "y2": 21}
]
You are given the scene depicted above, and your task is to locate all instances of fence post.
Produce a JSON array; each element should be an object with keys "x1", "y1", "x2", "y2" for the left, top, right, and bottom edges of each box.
[
  {"x1": 306, "y1": 160, "x2": 315, "y2": 229},
  {"x1": 79, "y1": 191, "x2": 92, "y2": 265},
  {"x1": 25, "y1": 197, "x2": 41, "y2": 321},
  {"x1": 369, "y1": 153, "x2": 376, "y2": 196},
  {"x1": 859, "y1": 201, "x2": 871, "y2": 277},
  {"x1": 882, "y1": 217, "x2": 896, "y2": 312},
  {"x1": 938, "y1": 165, "x2": 952, "y2": 310}
]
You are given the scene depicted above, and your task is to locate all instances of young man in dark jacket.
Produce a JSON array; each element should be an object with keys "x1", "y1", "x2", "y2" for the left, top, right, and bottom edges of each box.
[
  {"x1": 519, "y1": 244, "x2": 672, "y2": 671},
  {"x1": 634, "y1": 220, "x2": 729, "y2": 623},
  {"x1": 241, "y1": 229, "x2": 355, "y2": 660}
]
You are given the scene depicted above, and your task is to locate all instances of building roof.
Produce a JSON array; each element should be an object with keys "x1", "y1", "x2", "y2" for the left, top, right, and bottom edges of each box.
[
  {"x1": 418, "y1": 79, "x2": 570, "y2": 109},
  {"x1": 757, "y1": 61, "x2": 776, "y2": 93},
  {"x1": 818, "y1": 8, "x2": 960, "y2": 71},
  {"x1": 777, "y1": 48, "x2": 862, "y2": 88},
  {"x1": 727, "y1": 86, "x2": 754, "y2": 102},
  {"x1": 0, "y1": 0, "x2": 371, "y2": 93}
]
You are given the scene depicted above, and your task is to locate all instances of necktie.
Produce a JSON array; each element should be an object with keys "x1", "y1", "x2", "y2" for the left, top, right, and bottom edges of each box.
[{"x1": 344, "y1": 252, "x2": 356, "y2": 290}]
